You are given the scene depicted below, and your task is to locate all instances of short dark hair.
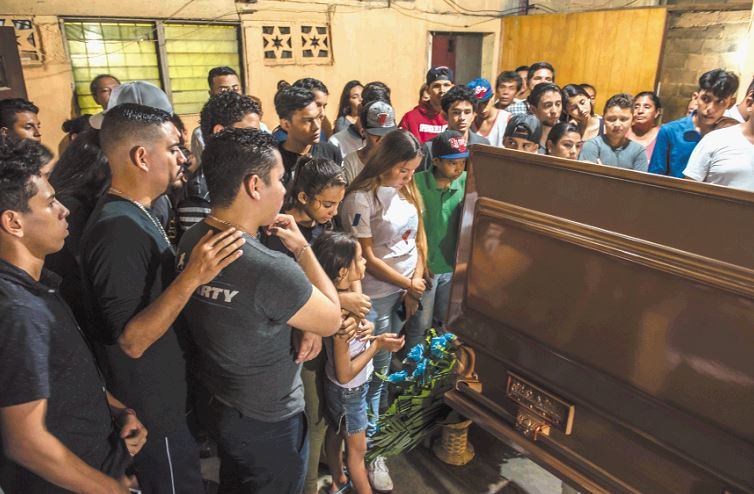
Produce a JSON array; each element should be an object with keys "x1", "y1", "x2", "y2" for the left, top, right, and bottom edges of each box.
[
  {"x1": 311, "y1": 231, "x2": 359, "y2": 283},
  {"x1": 515, "y1": 65, "x2": 529, "y2": 73},
  {"x1": 293, "y1": 77, "x2": 329, "y2": 95},
  {"x1": 603, "y1": 93, "x2": 634, "y2": 114},
  {"x1": 362, "y1": 81, "x2": 392, "y2": 106},
  {"x1": 89, "y1": 74, "x2": 120, "y2": 96},
  {"x1": 99, "y1": 103, "x2": 173, "y2": 157},
  {"x1": 207, "y1": 66, "x2": 238, "y2": 89},
  {"x1": 284, "y1": 157, "x2": 346, "y2": 211},
  {"x1": 200, "y1": 92, "x2": 261, "y2": 140},
  {"x1": 274, "y1": 86, "x2": 316, "y2": 120},
  {"x1": 496, "y1": 71, "x2": 523, "y2": 92},
  {"x1": 441, "y1": 86, "x2": 476, "y2": 114},
  {"x1": 633, "y1": 91, "x2": 662, "y2": 110},
  {"x1": 202, "y1": 128, "x2": 279, "y2": 208},
  {"x1": 528, "y1": 83, "x2": 562, "y2": 108},
  {"x1": 698, "y1": 69, "x2": 739, "y2": 100},
  {"x1": 527, "y1": 62, "x2": 555, "y2": 83},
  {"x1": 0, "y1": 140, "x2": 51, "y2": 214},
  {"x1": 0, "y1": 99, "x2": 39, "y2": 129},
  {"x1": 579, "y1": 83, "x2": 596, "y2": 94}
]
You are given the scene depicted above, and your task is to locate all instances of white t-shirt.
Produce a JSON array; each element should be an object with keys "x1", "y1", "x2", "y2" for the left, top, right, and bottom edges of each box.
[
  {"x1": 683, "y1": 125, "x2": 754, "y2": 191},
  {"x1": 478, "y1": 109, "x2": 511, "y2": 147},
  {"x1": 329, "y1": 127, "x2": 363, "y2": 158},
  {"x1": 324, "y1": 333, "x2": 373, "y2": 388},
  {"x1": 342, "y1": 150, "x2": 365, "y2": 185},
  {"x1": 340, "y1": 187, "x2": 419, "y2": 298},
  {"x1": 723, "y1": 105, "x2": 745, "y2": 123}
]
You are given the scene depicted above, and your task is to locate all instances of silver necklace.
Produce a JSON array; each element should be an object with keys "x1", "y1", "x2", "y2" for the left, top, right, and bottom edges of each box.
[{"x1": 109, "y1": 187, "x2": 171, "y2": 246}]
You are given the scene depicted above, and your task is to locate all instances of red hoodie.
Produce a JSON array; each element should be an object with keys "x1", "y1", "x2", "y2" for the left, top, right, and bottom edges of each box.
[{"x1": 399, "y1": 103, "x2": 447, "y2": 143}]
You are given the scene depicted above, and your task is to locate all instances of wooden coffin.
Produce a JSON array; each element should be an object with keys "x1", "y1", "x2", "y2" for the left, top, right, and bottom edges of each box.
[{"x1": 445, "y1": 146, "x2": 754, "y2": 494}]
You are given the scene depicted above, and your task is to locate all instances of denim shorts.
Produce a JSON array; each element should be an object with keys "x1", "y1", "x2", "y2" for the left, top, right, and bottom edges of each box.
[{"x1": 324, "y1": 379, "x2": 369, "y2": 435}]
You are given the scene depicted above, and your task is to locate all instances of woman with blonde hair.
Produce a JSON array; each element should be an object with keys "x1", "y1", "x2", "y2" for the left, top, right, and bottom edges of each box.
[{"x1": 339, "y1": 128, "x2": 426, "y2": 491}]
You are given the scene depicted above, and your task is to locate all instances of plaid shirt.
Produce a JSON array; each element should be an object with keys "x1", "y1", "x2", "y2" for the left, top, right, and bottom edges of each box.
[{"x1": 505, "y1": 99, "x2": 529, "y2": 115}]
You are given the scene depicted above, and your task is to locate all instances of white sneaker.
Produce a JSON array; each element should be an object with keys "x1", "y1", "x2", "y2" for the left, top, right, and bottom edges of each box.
[{"x1": 368, "y1": 456, "x2": 394, "y2": 492}]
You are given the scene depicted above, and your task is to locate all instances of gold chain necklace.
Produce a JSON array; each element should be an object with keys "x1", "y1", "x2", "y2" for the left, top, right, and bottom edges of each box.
[
  {"x1": 207, "y1": 214, "x2": 256, "y2": 240},
  {"x1": 108, "y1": 187, "x2": 171, "y2": 246}
]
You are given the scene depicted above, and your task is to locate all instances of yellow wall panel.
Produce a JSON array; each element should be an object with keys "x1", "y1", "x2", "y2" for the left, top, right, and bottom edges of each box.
[{"x1": 500, "y1": 8, "x2": 667, "y2": 113}]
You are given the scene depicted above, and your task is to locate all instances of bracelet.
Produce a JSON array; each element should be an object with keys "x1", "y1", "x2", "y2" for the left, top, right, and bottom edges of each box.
[{"x1": 294, "y1": 243, "x2": 310, "y2": 261}]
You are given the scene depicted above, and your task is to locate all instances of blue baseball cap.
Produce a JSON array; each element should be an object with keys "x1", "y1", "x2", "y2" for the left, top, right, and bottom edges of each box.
[{"x1": 466, "y1": 78, "x2": 493, "y2": 103}]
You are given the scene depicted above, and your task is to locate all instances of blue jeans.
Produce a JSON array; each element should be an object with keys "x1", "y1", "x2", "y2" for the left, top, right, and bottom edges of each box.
[
  {"x1": 364, "y1": 291, "x2": 403, "y2": 439},
  {"x1": 405, "y1": 272, "x2": 453, "y2": 352},
  {"x1": 324, "y1": 380, "x2": 369, "y2": 435}
]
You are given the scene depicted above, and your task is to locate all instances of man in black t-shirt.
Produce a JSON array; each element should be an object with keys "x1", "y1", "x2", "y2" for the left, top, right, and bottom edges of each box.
[
  {"x1": 0, "y1": 140, "x2": 146, "y2": 493},
  {"x1": 81, "y1": 104, "x2": 245, "y2": 493},
  {"x1": 274, "y1": 85, "x2": 342, "y2": 185},
  {"x1": 176, "y1": 128, "x2": 342, "y2": 494}
]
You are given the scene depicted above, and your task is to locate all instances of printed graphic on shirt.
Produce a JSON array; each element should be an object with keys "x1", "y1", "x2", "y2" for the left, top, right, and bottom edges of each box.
[
  {"x1": 193, "y1": 281, "x2": 240, "y2": 308},
  {"x1": 419, "y1": 124, "x2": 447, "y2": 134}
]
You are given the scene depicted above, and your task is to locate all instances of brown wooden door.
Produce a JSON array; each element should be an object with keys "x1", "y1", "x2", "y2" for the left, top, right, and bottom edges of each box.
[
  {"x1": 499, "y1": 8, "x2": 667, "y2": 113},
  {"x1": 0, "y1": 26, "x2": 28, "y2": 100}
]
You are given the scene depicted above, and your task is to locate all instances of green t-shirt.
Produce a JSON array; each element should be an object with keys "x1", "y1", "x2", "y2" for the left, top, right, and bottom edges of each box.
[{"x1": 415, "y1": 169, "x2": 467, "y2": 275}]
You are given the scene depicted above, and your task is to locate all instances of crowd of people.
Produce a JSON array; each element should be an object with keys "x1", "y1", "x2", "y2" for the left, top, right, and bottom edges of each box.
[{"x1": 0, "y1": 58, "x2": 752, "y2": 494}]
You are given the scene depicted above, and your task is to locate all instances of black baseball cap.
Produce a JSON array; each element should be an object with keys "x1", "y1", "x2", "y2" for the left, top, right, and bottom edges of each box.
[
  {"x1": 504, "y1": 114, "x2": 542, "y2": 144},
  {"x1": 426, "y1": 66, "x2": 454, "y2": 86},
  {"x1": 432, "y1": 130, "x2": 469, "y2": 159}
]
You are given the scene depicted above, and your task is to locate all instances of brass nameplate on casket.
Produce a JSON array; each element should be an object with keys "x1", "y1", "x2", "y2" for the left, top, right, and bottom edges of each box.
[{"x1": 506, "y1": 372, "x2": 575, "y2": 435}]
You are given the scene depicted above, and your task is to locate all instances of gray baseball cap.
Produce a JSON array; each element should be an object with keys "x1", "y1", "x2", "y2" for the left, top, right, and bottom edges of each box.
[
  {"x1": 90, "y1": 81, "x2": 173, "y2": 129},
  {"x1": 363, "y1": 100, "x2": 397, "y2": 137}
]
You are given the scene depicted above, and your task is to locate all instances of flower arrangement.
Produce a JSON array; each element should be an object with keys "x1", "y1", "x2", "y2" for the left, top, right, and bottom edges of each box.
[{"x1": 366, "y1": 330, "x2": 459, "y2": 462}]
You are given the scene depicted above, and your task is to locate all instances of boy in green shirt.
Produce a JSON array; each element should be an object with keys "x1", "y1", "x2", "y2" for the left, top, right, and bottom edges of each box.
[{"x1": 408, "y1": 130, "x2": 468, "y2": 346}]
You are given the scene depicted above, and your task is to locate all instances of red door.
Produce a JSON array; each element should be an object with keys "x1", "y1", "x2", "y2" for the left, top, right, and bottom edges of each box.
[{"x1": 431, "y1": 33, "x2": 456, "y2": 73}]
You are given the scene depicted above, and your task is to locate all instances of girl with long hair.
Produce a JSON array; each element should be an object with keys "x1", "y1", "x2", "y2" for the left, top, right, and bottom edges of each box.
[
  {"x1": 313, "y1": 232, "x2": 404, "y2": 494},
  {"x1": 334, "y1": 80, "x2": 364, "y2": 134},
  {"x1": 339, "y1": 128, "x2": 426, "y2": 490},
  {"x1": 562, "y1": 84, "x2": 602, "y2": 141}
]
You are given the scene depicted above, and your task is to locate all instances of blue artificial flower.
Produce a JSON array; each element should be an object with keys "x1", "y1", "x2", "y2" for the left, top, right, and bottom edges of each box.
[
  {"x1": 387, "y1": 370, "x2": 408, "y2": 383},
  {"x1": 412, "y1": 359, "x2": 427, "y2": 378},
  {"x1": 407, "y1": 344, "x2": 424, "y2": 362},
  {"x1": 431, "y1": 342, "x2": 445, "y2": 359},
  {"x1": 430, "y1": 336, "x2": 444, "y2": 348},
  {"x1": 442, "y1": 333, "x2": 456, "y2": 344}
]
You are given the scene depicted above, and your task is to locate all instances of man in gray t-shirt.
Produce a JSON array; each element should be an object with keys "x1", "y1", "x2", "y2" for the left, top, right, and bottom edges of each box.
[
  {"x1": 177, "y1": 222, "x2": 312, "y2": 420},
  {"x1": 579, "y1": 93, "x2": 648, "y2": 172},
  {"x1": 177, "y1": 128, "x2": 341, "y2": 494}
]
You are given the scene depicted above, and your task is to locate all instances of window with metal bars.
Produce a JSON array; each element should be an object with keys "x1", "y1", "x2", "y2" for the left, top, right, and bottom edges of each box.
[{"x1": 64, "y1": 20, "x2": 242, "y2": 115}]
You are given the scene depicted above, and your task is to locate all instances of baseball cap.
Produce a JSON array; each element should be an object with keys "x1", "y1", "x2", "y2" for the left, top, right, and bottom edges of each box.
[
  {"x1": 90, "y1": 81, "x2": 173, "y2": 129},
  {"x1": 504, "y1": 114, "x2": 543, "y2": 145},
  {"x1": 466, "y1": 78, "x2": 493, "y2": 103},
  {"x1": 363, "y1": 100, "x2": 397, "y2": 136},
  {"x1": 432, "y1": 130, "x2": 469, "y2": 160},
  {"x1": 426, "y1": 66, "x2": 454, "y2": 86}
]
